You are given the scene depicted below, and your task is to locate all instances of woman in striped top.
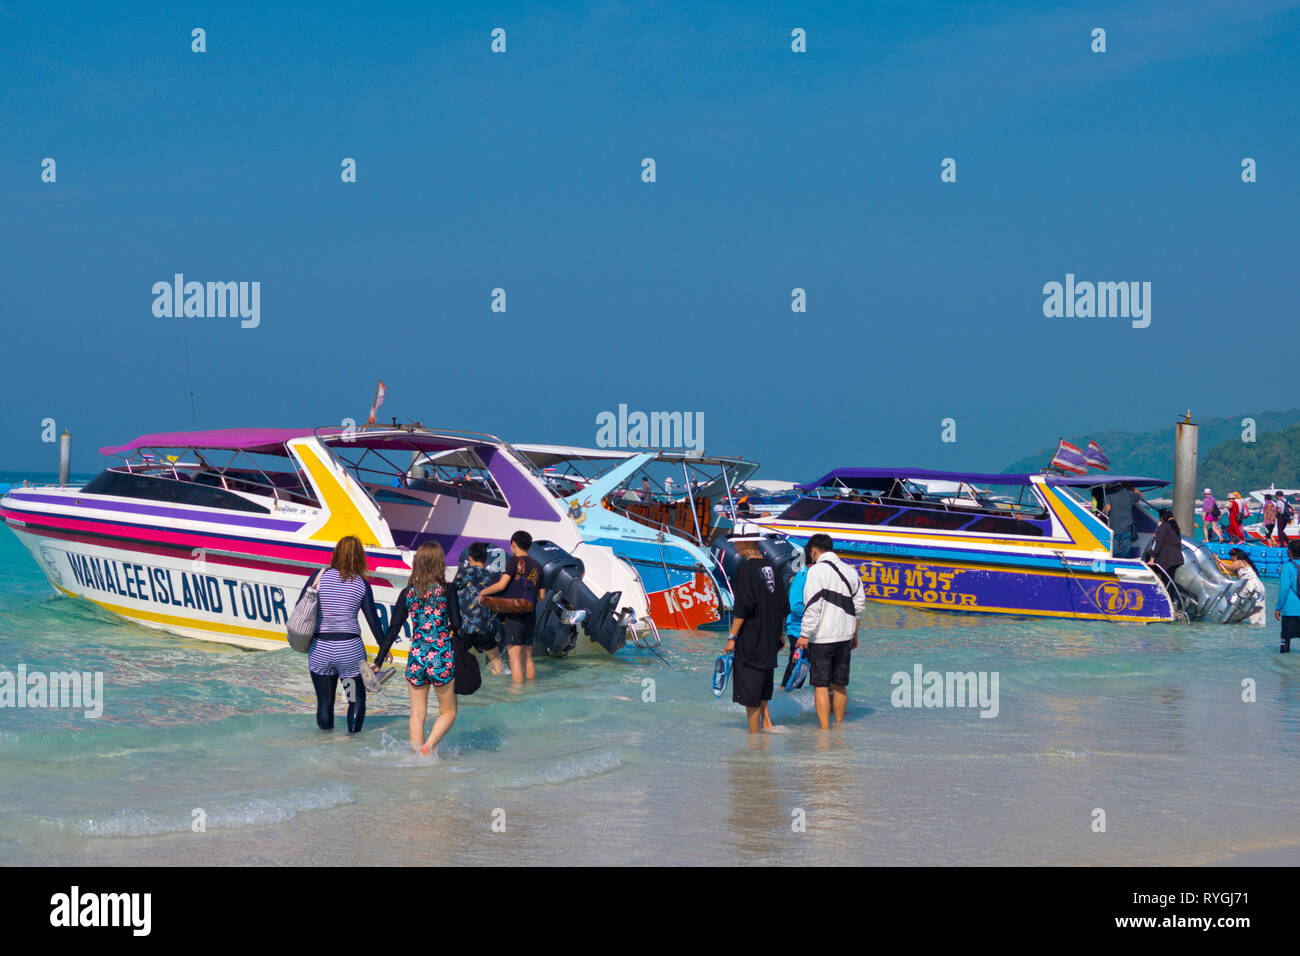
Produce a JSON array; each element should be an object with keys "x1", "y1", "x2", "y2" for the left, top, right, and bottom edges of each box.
[{"x1": 297, "y1": 535, "x2": 387, "y2": 733}]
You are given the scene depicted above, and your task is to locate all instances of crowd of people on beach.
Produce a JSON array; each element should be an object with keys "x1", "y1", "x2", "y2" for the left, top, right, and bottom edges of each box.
[
  {"x1": 294, "y1": 528, "x2": 875, "y2": 747},
  {"x1": 294, "y1": 530, "x2": 544, "y2": 754},
  {"x1": 294, "y1": 485, "x2": 1300, "y2": 751}
]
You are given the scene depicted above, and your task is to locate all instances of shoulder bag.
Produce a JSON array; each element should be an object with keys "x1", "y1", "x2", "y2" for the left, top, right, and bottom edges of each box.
[{"x1": 287, "y1": 570, "x2": 321, "y2": 652}]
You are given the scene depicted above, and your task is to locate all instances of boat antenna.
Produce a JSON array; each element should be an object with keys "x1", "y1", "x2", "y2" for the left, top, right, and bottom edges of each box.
[{"x1": 184, "y1": 339, "x2": 197, "y2": 426}]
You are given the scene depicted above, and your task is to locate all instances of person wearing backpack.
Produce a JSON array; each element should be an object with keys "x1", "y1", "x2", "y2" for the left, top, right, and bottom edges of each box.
[
  {"x1": 455, "y1": 542, "x2": 505, "y2": 675},
  {"x1": 477, "y1": 530, "x2": 546, "y2": 684},
  {"x1": 1202, "y1": 489, "x2": 1223, "y2": 543},
  {"x1": 1276, "y1": 493, "x2": 1292, "y2": 548},
  {"x1": 1274, "y1": 541, "x2": 1300, "y2": 653},
  {"x1": 797, "y1": 533, "x2": 867, "y2": 730},
  {"x1": 295, "y1": 535, "x2": 387, "y2": 734},
  {"x1": 374, "y1": 541, "x2": 462, "y2": 755}
]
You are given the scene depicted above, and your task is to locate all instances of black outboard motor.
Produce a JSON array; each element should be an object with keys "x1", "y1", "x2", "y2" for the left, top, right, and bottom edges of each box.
[
  {"x1": 757, "y1": 535, "x2": 803, "y2": 589},
  {"x1": 711, "y1": 533, "x2": 804, "y2": 591},
  {"x1": 528, "y1": 540, "x2": 627, "y2": 656}
]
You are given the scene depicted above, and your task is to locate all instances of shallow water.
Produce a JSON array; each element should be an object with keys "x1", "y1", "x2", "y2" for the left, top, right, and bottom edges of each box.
[{"x1": 1, "y1": 516, "x2": 1298, "y2": 866}]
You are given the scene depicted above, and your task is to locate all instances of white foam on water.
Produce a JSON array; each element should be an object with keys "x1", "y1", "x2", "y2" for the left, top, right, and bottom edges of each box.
[
  {"x1": 507, "y1": 747, "x2": 622, "y2": 788},
  {"x1": 64, "y1": 782, "x2": 353, "y2": 837}
]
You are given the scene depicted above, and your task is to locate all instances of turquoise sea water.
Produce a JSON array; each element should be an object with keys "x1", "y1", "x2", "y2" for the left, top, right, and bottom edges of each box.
[{"x1": 3, "y1": 475, "x2": 1300, "y2": 865}]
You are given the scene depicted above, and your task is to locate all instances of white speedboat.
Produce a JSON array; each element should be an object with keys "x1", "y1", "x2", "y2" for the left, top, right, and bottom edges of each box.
[{"x1": 1, "y1": 425, "x2": 653, "y2": 659}]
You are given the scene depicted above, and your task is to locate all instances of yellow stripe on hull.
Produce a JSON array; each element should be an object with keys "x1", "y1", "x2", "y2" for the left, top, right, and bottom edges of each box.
[{"x1": 865, "y1": 595, "x2": 1157, "y2": 623}]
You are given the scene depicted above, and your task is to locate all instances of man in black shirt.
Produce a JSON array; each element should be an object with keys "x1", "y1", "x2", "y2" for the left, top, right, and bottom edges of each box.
[
  {"x1": 478, "y1": 530, "x2": 546, "y2": 684},
  {"x1": 723, "y1": 538, "x2": 790, "y2": 734}
]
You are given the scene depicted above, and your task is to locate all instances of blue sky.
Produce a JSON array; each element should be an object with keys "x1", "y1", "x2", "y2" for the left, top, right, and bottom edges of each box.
[{"x1": 3, "y1": 0, "x2": 1298, "y2": 478}]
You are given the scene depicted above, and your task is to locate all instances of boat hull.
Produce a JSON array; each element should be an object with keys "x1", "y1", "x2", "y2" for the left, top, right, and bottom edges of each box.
[
  {"x1": 7, "y1": 522, "x2": 619, "y2": 659},
  {"x1": 586, "y1": 537, "x2": 722, "y2": 630},
  {"x1": 779, "y1": 537, "x2": 1174, "y2": 623}
]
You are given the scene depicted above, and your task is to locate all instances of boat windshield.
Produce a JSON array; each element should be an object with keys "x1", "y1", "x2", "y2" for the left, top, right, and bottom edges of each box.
[
  {"x1": 93, "y1": 447, "x2": 321, "y2": 509},
  {"x1": 359, "y1": 446, "x2": 507, "y2": 507},
  {"x1": 794, "y1": 478, "x2": 1047, "y2": 518}
]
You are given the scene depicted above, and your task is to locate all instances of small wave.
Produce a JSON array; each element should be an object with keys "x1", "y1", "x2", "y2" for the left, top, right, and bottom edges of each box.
[
  {"x1": 508, "y1": 747, "x2": 622, "y2": 788},
  {"x1": 63, "y1": 783, "x2": 353, "y2": 837}
]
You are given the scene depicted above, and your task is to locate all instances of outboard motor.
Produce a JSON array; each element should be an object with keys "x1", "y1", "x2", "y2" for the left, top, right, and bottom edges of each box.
[
  {"x1": 528, "y1": 540, "x2": 627, "y2": 656},
  {"x1": 711, "y1": 533, "x2": 804, "y2": 590},
  {"x1": 1171, "y1": 538, "x2": 1258, "y2": 624}
]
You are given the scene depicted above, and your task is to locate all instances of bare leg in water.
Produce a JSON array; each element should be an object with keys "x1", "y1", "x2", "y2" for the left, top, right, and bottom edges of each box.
[
  {"x1": 407, "y1": 682, "x2": 428, "y2": 752},
  {"x1": 422, "y1": 681, "x2": 458, "y2": 755}
]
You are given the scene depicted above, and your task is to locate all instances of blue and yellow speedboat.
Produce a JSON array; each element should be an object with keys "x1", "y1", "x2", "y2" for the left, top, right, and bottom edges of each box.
[{"x1": 747, "y1": 468, "x2": 1180, "y2": 623}]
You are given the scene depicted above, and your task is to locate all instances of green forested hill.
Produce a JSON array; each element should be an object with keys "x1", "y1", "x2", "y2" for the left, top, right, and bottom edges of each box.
[
  {"x1": 1199, "y1": 424, "x2": 1300, "y2": 493},
  {"x1": 1003, "y1": 410, "x2": 1300, "y2": 492}
]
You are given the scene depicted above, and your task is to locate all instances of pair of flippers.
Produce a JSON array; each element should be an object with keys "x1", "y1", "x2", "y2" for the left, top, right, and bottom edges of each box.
[{"x1": 712, "y1": 646, "x2": 808, "y2": 696}]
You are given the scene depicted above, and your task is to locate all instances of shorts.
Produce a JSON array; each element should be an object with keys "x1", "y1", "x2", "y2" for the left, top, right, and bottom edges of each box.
[
  {"x1": 405, "y1": 633, "x2": 455, "y2": 688},
  {"x1": 308, "y1": 633, "x2": 365, "y2": 679},
  {"x1": 808, "y1": 640, "x2": 852, "y2": 688},
  {"x1": 1282, "y1": 616, "x2": 1300, "y2": 646},
  {"x1": 502, "y1": 614, "x2": 535, "y2": 647},
  {"x1": 731, "y1": 659, "x2": 774, "y2": 708},
  {"x1": 464, "y1": 630, "x2": 499, "y2": 653},
  {"x1": 1111, "y1": 529, "x2": 1135, "y2": 558}
]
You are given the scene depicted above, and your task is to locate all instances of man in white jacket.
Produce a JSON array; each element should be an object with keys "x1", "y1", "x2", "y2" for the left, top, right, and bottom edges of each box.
[{"x1": 796, "y1": 534, "x2": 866, "y2": 729}]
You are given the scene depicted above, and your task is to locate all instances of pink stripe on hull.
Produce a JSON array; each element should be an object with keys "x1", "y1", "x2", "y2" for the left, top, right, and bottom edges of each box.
[{"x1": 2, "y1": 506, "x2": 410, "y2": 573}]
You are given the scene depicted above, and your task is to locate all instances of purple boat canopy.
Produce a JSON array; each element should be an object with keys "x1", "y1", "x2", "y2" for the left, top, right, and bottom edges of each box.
[
  {"x1": 99, "y1": 428, "x2": 325, "y2": 457},
  {"x1": 100, "y1": 427, "x2": 494, "y2": 458},
  {"x1": 796, "y1": 467, "x2": 1168, "y2": 491}
]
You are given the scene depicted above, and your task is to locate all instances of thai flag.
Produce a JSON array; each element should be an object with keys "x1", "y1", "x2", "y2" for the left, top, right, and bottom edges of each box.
[
  {"x1": 366, "y1": 380, "x2": 387, "y2": 425},
  {"x1": 140, "y1": 452, "x2": 155, "y2": 463},
  {"x1": 1049, "y1": 439, "x2": 1088, "y2": 475},
  {"x1": 1084, "y1": 440, "x2": 1110, "y2": 471}
]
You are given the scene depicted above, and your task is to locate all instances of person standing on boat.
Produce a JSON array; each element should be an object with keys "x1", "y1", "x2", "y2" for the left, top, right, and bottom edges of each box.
[
  {"x1": 1276, "y1": 492, "x2": 1292, "y2": 548},
  {"x1": 1145, "y1": 509, "x2": 1184, "y2": 582},
  {"x1": 1275, "y1": 541, "x2": 1300, "y2": 653},
  {"x1": 1227, "y1": 492, "x2": 1246, "y2": 543},
  {"x1": 1224, "y1": 548, "x2": 1266, "y2": 626},
  {"x1": 374, "y1": 542, "x2": 461, "y2": 755},
  {"x1": 724, "y1": 537, "x2": 789, "y2": 733},
  {"x1": 1263, "y1": 495, "x2": 1279, "y2": 546},
  {"x1": 797, "y1": 534, "x2": 866, "y2": 730},
  {"x1": 1104, "y1": 482, "x2": 1140, "y2": 558},
  {"x1": 1202, "y1": 489, "x2": 1223, "y2": 543},
  {"x1": 477, "y1": 531, "x2": 545, "y2": 684},
  {"x1": 298, "y1": 535, "x2": 387, "y2": 734}
]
